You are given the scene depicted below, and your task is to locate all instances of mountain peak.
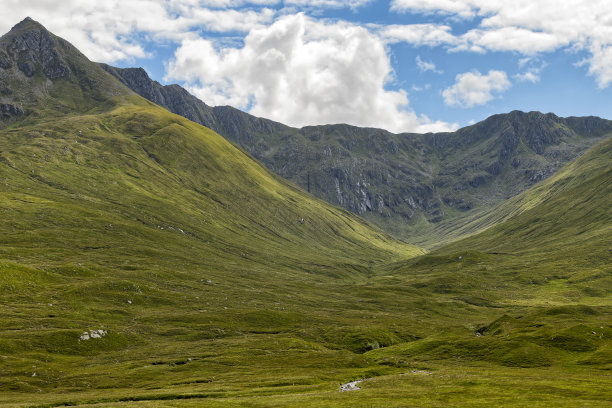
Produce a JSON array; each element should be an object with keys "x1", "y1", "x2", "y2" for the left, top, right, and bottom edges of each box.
[
  {"x1": 10, "y1": 17, "x2": 45, "y2": 32},
  {"x1": 1, "y1": 16, "x2": 71, "y2": 80},
  {"x1": 0, "y1": 18, "x2": 131, "y2": 127}
]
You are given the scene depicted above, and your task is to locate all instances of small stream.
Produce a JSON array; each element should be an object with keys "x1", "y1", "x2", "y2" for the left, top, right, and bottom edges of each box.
[{"x1": 339, "y1": 378, "x2": 370, "y2": 392}]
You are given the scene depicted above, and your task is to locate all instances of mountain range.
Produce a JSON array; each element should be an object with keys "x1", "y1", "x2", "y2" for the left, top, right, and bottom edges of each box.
[
  {"x1": 101, "y1": 64, "x2": 612, "y2": 246},
  {"x1": 0, "y1": 17, "x2": 610, "y2": 408}
]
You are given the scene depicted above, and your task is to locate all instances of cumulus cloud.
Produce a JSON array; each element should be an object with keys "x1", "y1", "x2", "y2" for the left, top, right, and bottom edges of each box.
[
  {"x1": 515, "y1": 59, "x2": 547, "y2": 83},
  {"x1": 0, "y1": 0, "x2": 276, "y2": 63},
  {"x1": 443, "y1": 70, "x2": 511, "y2": 108},
  {"x1": 167, "y1": 13, "x2": 455, "y2": 133},
  {"x1": 585, "y1": 43, "x2": 612, "y2": 88},
  {"x1": 391, "y1": 0, "x2": 478, "y2": 18},
  {"x1": 390, "y1": 0, "x2": 612, "y2": 87},
  {"x1": 285, "y1": 0, "x2": 374, "y2": 9},
  {"x1": 197, "y1": 0, "x2": 279, "y2": 7}
]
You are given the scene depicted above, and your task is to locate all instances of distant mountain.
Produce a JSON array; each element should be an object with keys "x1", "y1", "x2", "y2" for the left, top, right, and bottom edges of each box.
[{"x1": 102, "y1": 65, "x2": 612, "y2": 246}]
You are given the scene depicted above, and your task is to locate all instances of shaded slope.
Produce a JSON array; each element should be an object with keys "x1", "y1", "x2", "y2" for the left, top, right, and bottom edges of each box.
[
  {"x1": 102, "y1": 65, "x2": 612, "y2": 245},
  {"x1": 428, "y1": 135, "x2": 612, "y2": 248},
  {"x1": 439, "y1": 136, "x2": 612, "y2": 257},
  {"x1": 388, "y1": 136, "x2": 612, "y2": 305}
]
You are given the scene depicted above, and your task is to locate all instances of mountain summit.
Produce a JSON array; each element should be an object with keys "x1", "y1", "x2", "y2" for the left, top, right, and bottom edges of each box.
[{"x1": 0, "y1": 17, "x2": 128, "y2": 126}]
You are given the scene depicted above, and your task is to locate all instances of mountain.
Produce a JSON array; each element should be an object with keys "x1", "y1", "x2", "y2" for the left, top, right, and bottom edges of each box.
[
  {"x1": 0, "y1": 18, "x2": 128, "y2": 126},
  {"x1": 1, "y1": 18, "x2": 610, "y2": 408},
  {"x1": 101, "y1": 65, "x2": 612, "y2": 246}
]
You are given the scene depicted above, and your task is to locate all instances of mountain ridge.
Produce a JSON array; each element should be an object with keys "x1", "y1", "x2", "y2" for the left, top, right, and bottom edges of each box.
[{"x1": 101, "y1": 63, "x2": 612, "y2": 245}]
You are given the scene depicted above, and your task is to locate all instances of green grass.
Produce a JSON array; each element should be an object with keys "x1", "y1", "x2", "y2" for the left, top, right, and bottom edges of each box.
[
  {"x1": 0, "y1": 106, "x2": 609, "y2": 406},
  {"x1": 0, "y1": 20, "x2": 610, "y2": 406}
]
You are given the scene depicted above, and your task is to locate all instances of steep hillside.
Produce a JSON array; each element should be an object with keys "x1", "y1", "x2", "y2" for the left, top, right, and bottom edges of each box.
[
  {"x1": 427, "y1": 133, "x2": 612, "y2": 247},
  {"x1": 438, "y1": 136, "x2": 612, "y2": 258},
  {"x1": 102, "y1": 65, "x2": 612, "y2": 245},
  {"x1": 0, "y1": 18, "x2": 431, "y2": 407}
]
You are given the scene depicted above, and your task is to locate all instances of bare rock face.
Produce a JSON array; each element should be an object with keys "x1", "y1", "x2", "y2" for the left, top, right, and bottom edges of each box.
[
  {"x1": 9, "y1": 22, "x2": 71, "y2": 79},
  {"x1": 0, "y1": 17, "x2": 131, "y2": 129},
  {"x1": 0, "y1": 50, "x2": 11, "y2": 69},
  {"x1": 0, "y1": 103, "x2": 23, "y2": 119}
]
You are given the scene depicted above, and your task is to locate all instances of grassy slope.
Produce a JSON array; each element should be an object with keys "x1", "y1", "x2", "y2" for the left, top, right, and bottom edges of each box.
[
  {"x1": 101, "y1": 64, "x2": 612, "y2": 247},
  {"x1": 0, "y1": 109, "x2": 609, "y2": 407},
  {"x1": 422, "y1": 136, "x2": 610, "y2": 250},
  {"x1": 0, "y1": 96, "x2": 434, "y2": 406},
  {"x1": 343, "y1": 137, "x2": 611, "y2": 408}
]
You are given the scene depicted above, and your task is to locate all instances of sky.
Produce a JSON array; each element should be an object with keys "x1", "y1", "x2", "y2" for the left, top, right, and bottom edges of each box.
[{"x1": 2, "y1": 0, "x2": 612, "y2": 133}]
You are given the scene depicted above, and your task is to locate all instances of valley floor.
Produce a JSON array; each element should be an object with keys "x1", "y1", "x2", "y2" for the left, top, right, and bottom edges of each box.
[{"x1": 1, "y1": 363, "x2": 609, "y2": 407}]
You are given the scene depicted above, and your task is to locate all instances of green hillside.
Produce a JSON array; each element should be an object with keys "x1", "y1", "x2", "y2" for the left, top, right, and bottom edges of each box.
[
  {"x1": 0, "y1": 17, "x2": 610, "y2": 408},
  {"x1": 366, "y1": 136, "x2": 611, "y2": 407}
]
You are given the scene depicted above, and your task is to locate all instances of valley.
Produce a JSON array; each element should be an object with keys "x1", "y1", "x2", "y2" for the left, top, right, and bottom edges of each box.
[{"x1": 0, "y1": 17, "x2": 610, "y2": 408}]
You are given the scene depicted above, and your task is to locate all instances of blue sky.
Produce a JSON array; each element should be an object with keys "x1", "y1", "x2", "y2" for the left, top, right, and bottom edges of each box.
[{"x1": 3, "y1": 0, "x2": 611, "y2": 132}]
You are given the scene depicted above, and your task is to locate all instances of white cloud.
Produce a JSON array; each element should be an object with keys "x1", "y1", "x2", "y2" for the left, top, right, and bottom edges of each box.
[
  {"x1": 457, "y1": 27, "x2": 565, "y2": 54},
  {"x1": 390, "y1": 0, "x2": 612, "y2": 87},
  {"x1": 391, "y1": 0, "x2": 478, "y2": 18},
  {"x1": 515, "y1": 71, "x2": 539, "y2": 84},
  {"x1": 585, "y1": 42, "x2": 612, "y2": 88},
  {"x1": 167, "y1": 13, "x2": 456, "y2": 133},
  {"x1": 416, "y1": 56, "x2": 442, "y2": 73},
  {"x1": 0, "y1": 0, "x2": 276, "y2": 63},
  {"x1": 515, "y1": 60, "x2": 547, "y2": 83},
  {"x1": 378, "y1": 24, "x2": 459, "y2": 47},
  {"x1": 285, "y1": 0, "x2": 374, "y2": 9},
  {"x1": 196, "y1": 0, "x2": 279, "y2": 7},
  {"x1": 443, "y1": 70, "x2": 511, "y2": 108}
]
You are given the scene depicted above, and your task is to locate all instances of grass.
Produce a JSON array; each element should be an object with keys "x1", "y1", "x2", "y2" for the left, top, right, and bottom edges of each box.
[
  {"x1": 0, "y1": 20, "x2": 610, "y2": 406},
  {"x1": 0, "y1": 106, "x2": 609, "y2": 406}
]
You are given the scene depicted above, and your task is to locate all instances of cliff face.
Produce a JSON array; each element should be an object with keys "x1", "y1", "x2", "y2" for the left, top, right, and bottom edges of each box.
[{"x1": 103, "y1": 64, "x2": 612, "y2": 242}]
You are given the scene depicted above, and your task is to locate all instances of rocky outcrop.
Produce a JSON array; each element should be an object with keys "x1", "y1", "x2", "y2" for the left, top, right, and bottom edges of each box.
[
  {"x1": 0, "y1": 50, "x2": 11, "y2": 69},
  {"x1": 100, "y1": 64, "x2": 219, "y2": 129},
  {"x1": 0, "y1": 17, "x2": 130, "y2": 127},
  {"x1": 0, "y1": 103, "x2": 23, "y2": 119},
  {"x1": 8, "y1": 18, "x2": 71, "y2": 79}
]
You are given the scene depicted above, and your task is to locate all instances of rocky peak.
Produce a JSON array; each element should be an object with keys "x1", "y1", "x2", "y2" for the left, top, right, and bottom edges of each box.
[
  {"x1": 1, "y1": 17, "x2": 71, "y2": 79},
  {"x1": 0, "y1": 18, "x2": 131, "y2": 127}
]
